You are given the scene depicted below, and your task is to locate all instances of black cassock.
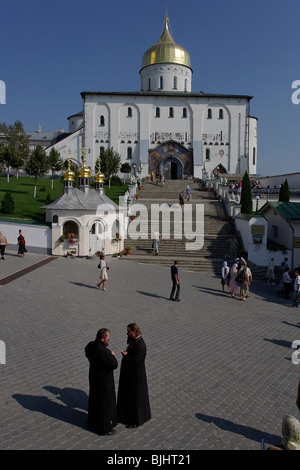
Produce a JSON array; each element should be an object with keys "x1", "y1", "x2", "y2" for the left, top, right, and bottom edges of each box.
[
  {"x1": 117, "y1": 336, "x2": 151, "y2": 427},
  {"x1": 85, "y1": 340, "x2": 118, "y2": 435}
]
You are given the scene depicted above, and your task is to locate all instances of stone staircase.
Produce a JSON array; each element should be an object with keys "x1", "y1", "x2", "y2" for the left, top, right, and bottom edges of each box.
[{"x1": 120, "y1": 180, "x2": 236, "y2": 274}]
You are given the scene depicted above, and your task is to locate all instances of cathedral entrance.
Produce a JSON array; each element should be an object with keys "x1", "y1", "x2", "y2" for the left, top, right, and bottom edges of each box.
[
  {"x1": 163, "y1": 157, "x2": 182, "y2": 180},
  {"x1": 148, "y1": 140, "x2": 193, "y2": 180}
]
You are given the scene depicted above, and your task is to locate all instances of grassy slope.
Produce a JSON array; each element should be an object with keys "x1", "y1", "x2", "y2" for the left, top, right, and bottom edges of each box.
[{"x1": 0, "y1": 176, "x2": 128, "y2": 222}]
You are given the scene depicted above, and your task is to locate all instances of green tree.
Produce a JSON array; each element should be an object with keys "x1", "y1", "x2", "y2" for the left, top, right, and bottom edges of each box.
[
  {"x1": 99, "y1": 148, "x2": 121, "y2": 186},
  {"x1": 278, "y1": 179, "x2": 290, "y2": 202},
  {"x1": 1, "y1": 192, "x2": 15, "y2": 214},
  {"x1": 25, "y1": 145, "x2": 51, "y2": 197},
  {"x1": 120, "y1": 162, "x2": 132, "y2": 183},
  {"x1": 240, "y1": 171, "x2": 253, "y2": 214},
  {"x1": 48, "y1": 148, "x2": 63, "y2": 189},
  {"x1": 0, "y1": 120, "x2": 30, "y2": 181}
]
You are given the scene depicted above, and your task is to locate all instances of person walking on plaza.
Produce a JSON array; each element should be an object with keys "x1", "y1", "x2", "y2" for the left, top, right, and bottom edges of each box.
[
  {"x1": 185, "y1": 185, "x2": 191, "y2": 201},
  {"x1": 97, "y1": 254, "x2": 109, "y2": 291},
  {"x1": 152, "y1": 229, "x2": 161, "y2": 256},
  {"x1": 229, "y1": 263, "x2": 239, "y2": 298},
  {"x1": 179, "y1": 191, "x2": 184, "y2": 207},
  {"x1": 282, "y1": 267, "x2": 293, "y2": 299},
  {"x1": 239, "y1": 263, "x2": 251, "y2": 301},
  {"x1": 170, "y1": 260, "x2": 180, "y2": 301},
  {"x1": 292, "y1": 269, "x2": 300, "y2": 308},
  {"x1": 266, "y1": 257, "x2": 275, "y2": 284},
  {"x1": 85, "y1": 328, "x2": 118, "y2": 435},
  {"x1": 160, "y1": 174, "x2": 165, "y2": 187},
  {"x1": 117, "y1": 323, "x2": 151, "y2": 428},
  {"x1": 221, "y1": 261, "x2": 230, "y2": 293},
  {"x1": 0, "y1": 230, "x2": 7, "y2": 260},
  {"x1": 17, "y1": 230, "x2": 27, "y2": 257}
]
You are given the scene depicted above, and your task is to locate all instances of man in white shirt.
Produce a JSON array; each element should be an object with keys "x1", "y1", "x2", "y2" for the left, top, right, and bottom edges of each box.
[
  {"x1": 292, "y1": 269, "x2": 300, "y2": 308},
  {"x1": 153, "y1": 230, "x2": 161, "y2": 256}
]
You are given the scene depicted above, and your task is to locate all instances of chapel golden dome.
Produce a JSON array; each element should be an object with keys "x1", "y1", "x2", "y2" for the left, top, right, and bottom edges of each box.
[
  {"x1": 77, "y1": 148, "x2": 91, "y2": 178},
  {"x1": 141, "y1": 16, "x2": 191, "y2": 70},
  {"x1": 94, "y1": 157, "x2": 104, "y2": 183},
  {"x1": 63, "y1": 155, "x2": 75, "y2": 181}
]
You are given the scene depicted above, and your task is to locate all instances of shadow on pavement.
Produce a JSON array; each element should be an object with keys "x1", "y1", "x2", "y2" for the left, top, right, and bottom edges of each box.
[
  {"x1": 13, "y1": 386, "x2": 88, "y2": 430},
  {"x1": 195, "y1": 412, "x2": 281, "y2": 447}
]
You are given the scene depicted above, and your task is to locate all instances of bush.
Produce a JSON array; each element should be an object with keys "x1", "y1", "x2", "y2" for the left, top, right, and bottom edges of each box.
[
  {"x1": 1, "y1": 192, "x2": 15, "y2": 214},
  {"x1": 105, "y1": 175, "x2": 124, "y2": 186}
]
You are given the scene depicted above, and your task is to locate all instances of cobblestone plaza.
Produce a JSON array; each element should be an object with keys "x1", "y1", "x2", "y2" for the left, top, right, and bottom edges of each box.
[{"x1": 1, "y1": 251, "x2": 300, "y2": 451}]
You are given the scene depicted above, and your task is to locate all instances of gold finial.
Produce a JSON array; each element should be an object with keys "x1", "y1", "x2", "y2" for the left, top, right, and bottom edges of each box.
[
  {"x1": 95, "y1": 156, "x2": 104, "y2": 183},
  {"x1": 63, "y1": 153, "x2": 75, "y2": 181},
  {"x1": 78, "y1": 147, "x2": 91, "y2": 178}
]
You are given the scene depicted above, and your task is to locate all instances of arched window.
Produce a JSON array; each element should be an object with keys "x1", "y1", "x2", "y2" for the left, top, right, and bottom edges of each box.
[
  {"x1": 63, "y1": 220, "x2": 79, "y2": 238},
  {"x1": 182, "y1": 107, "x2": 187, "y2": 118},
  {"x1": 207, "y1": 109, "x2": 212, "y2": 119},
  {"x1": 53, "y1": 215, "x2": 58, "y2": 223},
  {"x1": 159, "y1": 76, "x2": 163, "y2": 89},
  {"x1": 184, "y1": 79, "x2": 187, "y2": 92},
  {"x1": 127, "y1": 107, "x2": 132, "y2": 118},
  {"x1": 219, "y1": 109, "x2": 224, "y2": 119},
  {"x1": 127, "y1": 147, "x2": 132, "y2": 159},
  {"x1": 253, "y1": 148, "x2": 256, "y2": 165},
  {"x1": 100, "y1": 115, "x2": 105, "y2": 126},
  {"x1": 205, "y1": 148, "x2": 210, "y2": 161},
  {"x1": 173, "y1": 76, "x2": 177, "y2": 90},
  {"x1": 148, "y1": 78, "x2": 151, "y2": 91},
  {"x1": 169, "y1": 107, "x2": 174, "y2": 118},
  {"x1": 155, "y1": 107, "x2": 160, "y2": 118}
]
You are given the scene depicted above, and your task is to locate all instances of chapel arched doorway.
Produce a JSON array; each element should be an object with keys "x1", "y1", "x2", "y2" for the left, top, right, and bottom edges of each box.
[{"x1": 89, "y1": 220, "x2": 105, "y2": 255}]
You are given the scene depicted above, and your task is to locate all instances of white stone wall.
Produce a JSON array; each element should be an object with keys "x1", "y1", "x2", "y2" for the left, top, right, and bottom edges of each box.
[
  {"x1": 140, "y1": 64, "x2": 192, "y2": 92},
  {"x1": 78, "y1": 93, "x2": 256, "y2": 180}
]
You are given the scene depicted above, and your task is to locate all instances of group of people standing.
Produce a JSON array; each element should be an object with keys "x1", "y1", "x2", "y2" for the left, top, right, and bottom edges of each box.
[
  {"x1": 274, "y1": 258, "x2": 300, "y2": 308},
  {"x1": 0, "y1": 229, "x2": 27, "y2": 259},
  {"x1": 85, "y1": 323, "x2": 151, "y2": 436},
  {"x1": 221, "y1": 258, "x2": 252, "y2": 301}
]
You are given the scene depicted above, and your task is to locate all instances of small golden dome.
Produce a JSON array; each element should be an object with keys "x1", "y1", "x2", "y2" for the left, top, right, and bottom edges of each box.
[
  {"x1": 141, "y1": 17, "x2": 191, "y2": 70},
  {"x1": 63, "y1": 155, "x2": 75, "y2": 181},
  {"x1": 77, "y1": 148, "x2": 91, "y2": 178},
  {"x1": 95, "y1": 157, "x2": 104, "y2": 183}
]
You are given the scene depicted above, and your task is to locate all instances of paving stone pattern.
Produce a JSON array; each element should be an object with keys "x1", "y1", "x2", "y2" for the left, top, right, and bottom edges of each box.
[{"x1": 0, "y1": 250, "x2": 300, "y2": 450}]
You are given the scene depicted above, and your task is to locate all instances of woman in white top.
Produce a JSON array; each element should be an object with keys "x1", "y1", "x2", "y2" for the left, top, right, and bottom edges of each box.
[{"x1": 97, "y1": 255, "x2": 109, "y2": 291}]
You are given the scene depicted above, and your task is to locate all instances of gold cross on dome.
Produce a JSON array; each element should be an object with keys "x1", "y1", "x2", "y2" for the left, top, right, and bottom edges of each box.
[{"x1": 81, "y1": 147, "x2": 86, "y2": 163}]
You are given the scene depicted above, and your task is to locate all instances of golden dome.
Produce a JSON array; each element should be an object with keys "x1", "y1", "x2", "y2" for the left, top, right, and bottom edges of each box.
[
  {"x1": 94, "y1": 157, "x2": 104, "y2": 183},
  {"x1": 141, "y1": 17, "x2": 191, "y2": 70},
  {"x1": 77, "y1": 148, "x2": 91, "y2": 178},
  {"x1": 63, "y1": 155, "x2": 75, "y2": 181}
]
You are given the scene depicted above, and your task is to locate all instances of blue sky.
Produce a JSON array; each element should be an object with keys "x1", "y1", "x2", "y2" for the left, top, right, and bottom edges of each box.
[{"x1": 0, "y1": 0, "x2": 299, "y2": 177}]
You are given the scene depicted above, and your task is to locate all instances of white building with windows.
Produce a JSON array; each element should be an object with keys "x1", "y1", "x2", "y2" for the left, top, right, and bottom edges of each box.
[{"x1": 48, "y1": 15, "x2": 258, "y2": 180}]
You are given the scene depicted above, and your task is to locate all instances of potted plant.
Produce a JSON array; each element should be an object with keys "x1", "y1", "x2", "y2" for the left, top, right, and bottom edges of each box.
[
  {"x1": 124, "y1": 246, "x2": 131, "y2": 255},
  {"x1": 135, "y1": 192, "x2": 140, "y2": 200},
  {"x1": 112, "y1": 232, "x2": 122, "y2": 243},
  {"x1": 66, "y1": 250, "x2": 76, "y2": 259}
]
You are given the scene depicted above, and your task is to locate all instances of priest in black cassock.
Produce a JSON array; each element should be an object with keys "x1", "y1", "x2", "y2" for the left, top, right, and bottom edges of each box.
[
  {"x1": 85, "y1": 328, "x2": 118, "y2": 435},
  {"x1": 117, "y1": 323, "x2": 151, "y2": 428}
]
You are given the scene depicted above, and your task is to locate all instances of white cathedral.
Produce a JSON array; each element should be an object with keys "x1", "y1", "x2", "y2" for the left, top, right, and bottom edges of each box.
[{"x1": 48, "y1": 15, "x2": 258, "y2": 180}]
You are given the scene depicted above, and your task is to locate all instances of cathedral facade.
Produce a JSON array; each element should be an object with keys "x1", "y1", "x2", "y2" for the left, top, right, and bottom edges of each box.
[{"x1": 49, "y1": 16, "x2": 258, "y2": 180}]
